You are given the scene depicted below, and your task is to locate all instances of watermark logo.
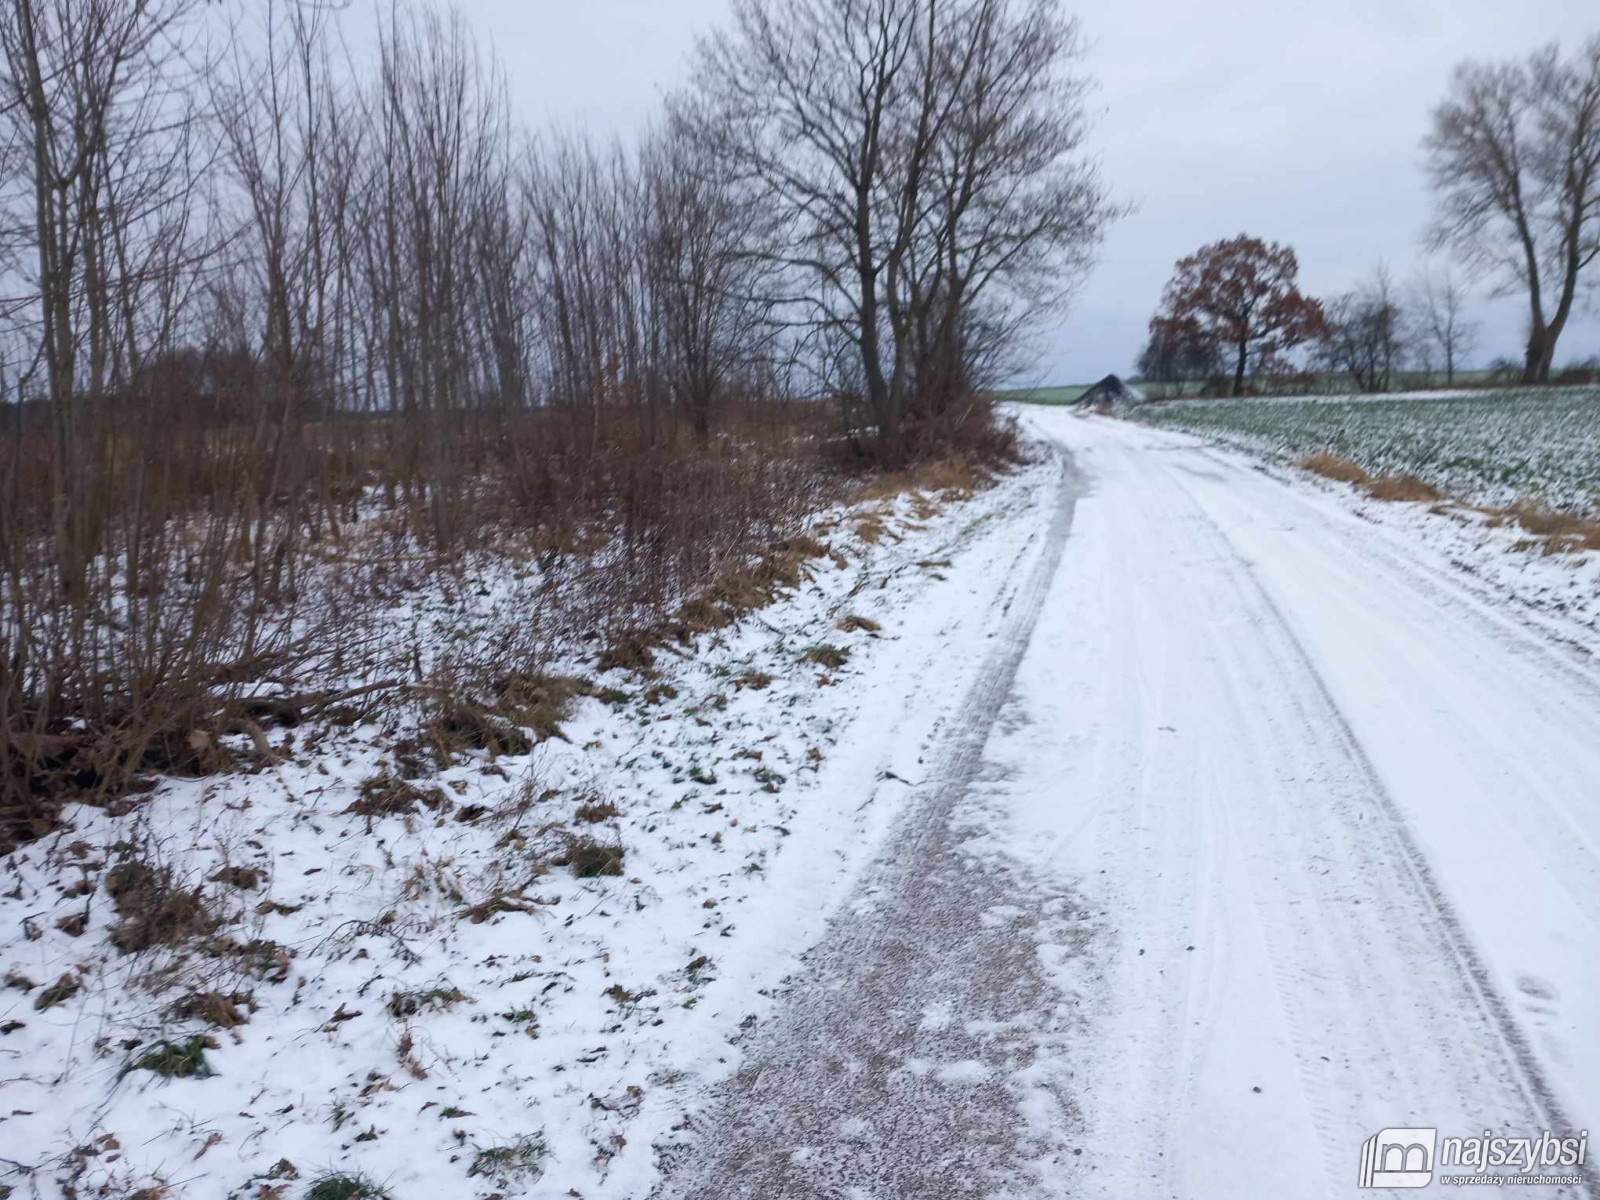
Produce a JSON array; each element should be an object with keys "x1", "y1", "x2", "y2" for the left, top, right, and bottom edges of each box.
[
  {"x1": 1359, "y1": 1127, "x2": 1438, "y2": 1188},
  {"x1": 1358, "y1": 1126, "x2": 1588, "y2": 1188}
]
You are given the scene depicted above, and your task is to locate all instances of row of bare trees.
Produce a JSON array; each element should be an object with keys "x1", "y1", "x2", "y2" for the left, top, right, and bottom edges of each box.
[
  {"x1": 1137, "y1": 236, "x2": 1481, "y2": 397},
  {"x1": 1138, "y1": 248, "x2": 1482, "y2": 397},
  {"x1": 1136, "y1": 33, "x2": 1598, "y2": 397},
  {"x1": 0, "y1": 0, "x2": 1113, "y2": 840}
]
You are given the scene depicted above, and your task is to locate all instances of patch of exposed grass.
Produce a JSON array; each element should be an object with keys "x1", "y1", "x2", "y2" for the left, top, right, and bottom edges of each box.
[
  {"x1": 735, "y1": 670, "x2": 772, "y2": 691},
  {"x1": 597, "y1": 634, "x2": 656, "y2": 674},
  {"x1": 388, "y1": 984, "x2": 469, "y2": 1017},
  {"x1": 169, "y1": 989, "x2": 255, "y2": 1029},
  {"x1": 306, "y1": 1174, "x2": 386, "y2": 1200},
  {"x1": 425, "y1": 700, "x2": 536, "y2": 761},
  {"x1": 467, "y1": 1134, "x2": 548, "y2": 1183},
  {"x1": 1299, "y1": 452, "x2": 1371, "y2": 484},
  {"x1": 557, "y1": 836, "x2": 624, "y2": 878},
  {"x1": 574, "y1": 798, "x2": 619, "y2": 823},
  {"x1": 33, "y1": 973, "x2": 78, "y2": 1011},
  {"x1": 836, "y1": 614, "x2": 880, "y2": 633},
  {"x1": 801, "y1": 644, "x2": 849, "y2": 670},
  {"x1": 105, "y1": 860, "x2": 220, "y2": 955},
  {"x1": 209, "y1": 864, "x2": 262, "y2": 890},
  {"x1": 127, "y1": 1035, "x2": 215, "y2": 1079},
  {"x1": 855, "y1": 514, "x2": 887, "y2": 543},
  {"x1": 493, "y1": 672, "x2": 594, "y2": 742},
  {"x1": 1507, "y1": 501, "x2": 1600, "y2": 552},
  {"x1": 1365, "y1": 474, "x2": 1442, "y2": 502},
  {"x1": 457, "y1": 892, "x2": 546, "y2": 924},
  {"x1": 346, "y1": 774, "x2": 452, "y2": 818}
]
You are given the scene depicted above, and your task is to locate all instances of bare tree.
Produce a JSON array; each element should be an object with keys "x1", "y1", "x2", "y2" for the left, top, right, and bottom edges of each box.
[
  {"x1": 1410, "y1": 264, "x2": 1477, "y2": 386},
  {"x1": 905, "y1": 0, "x2": 1119, "y2": 418},
  {"x1": 1319, "y1": 262, "x2": 1409, "y2": 393},
  {"x1": 643, "y1": 114, "x2": 774, "y2": 436},
  {"x1": 1423, "y1": 36, "x2": 1600, "y2": 383},
  {"x1": 1135, "y1": 322, "x2": 1220, "y2": 394},
  {"x1": 0, "y1": 0, "x2": 212, "y2": 594},
  {"x1": 690, "y1": 0, "x2": 1116, "y2": 464}
]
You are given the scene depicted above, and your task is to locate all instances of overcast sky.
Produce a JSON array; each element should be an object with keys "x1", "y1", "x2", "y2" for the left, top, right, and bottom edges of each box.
[{"x1": 461, "y1": 0, "x2": 1599, "y2": 385}]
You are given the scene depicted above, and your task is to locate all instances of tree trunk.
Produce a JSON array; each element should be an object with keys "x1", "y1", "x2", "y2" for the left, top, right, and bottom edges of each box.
[
  {"x1": 1524, "y1": 323, "x2": 1554, "y2": 384},
  {"x1": 1233, "y1": 338, "x2": 1248, "y2": 397}
]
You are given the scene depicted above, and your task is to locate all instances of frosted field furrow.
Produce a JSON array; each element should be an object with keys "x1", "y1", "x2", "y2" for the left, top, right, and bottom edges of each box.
[{"x1": 1127, "y1": 388, "x2": 1600, "y2": 512}]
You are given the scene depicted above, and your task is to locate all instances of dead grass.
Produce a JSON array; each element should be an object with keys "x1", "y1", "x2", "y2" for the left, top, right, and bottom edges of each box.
[
  {"x1": 1505, "y1": 501, "x2": 1600, "y2": 553},
  {"x1": 33, "y1": 972, "x2": 79, "y2": 1011},
  {"x1": 492, "y1": 672, "x2": 594, "y2": 742},
  {"x1": 169, "y1": 988, "x2": 256, "y2": 1029},
  {"x1": 388, "y1": 985, "x2": 468, "y2": 1017},
  {"x1": 597, "y1": 635, "x2": 657, "y2": 675},
  {"x1": 855, "y1": 459, "x2": 988, "y2": 503},
  {"x1": 574, "y1": 798, "x2": 619, "y2": 823},
  {"x1": 1299, "y1": 452, "x2": 1372, "y2": 484},
  {"x1": 836, "y1": 614, "x2": 880, "y2": 633},
  {"x1": 346, "y1": 774, "x2": 452, "y2": 818},
  {"x1": 855, "y1": 514, "x2": 888, "y2": 543},
  {"x1": 1365, "y1": 474, "x2": 1443, "y2": 502},
  {"x1": 556, "y1": 836, "x2": 625, "y2": 878},
  {"x1": 209, "y1": 865, "x2": 262, "y2": 890},
  {"x1": 424, "y1": 701, "x2": 536, "y2": 762},
  {"x1": 800, "y1": 644, "x2": 849, "y2": 670},
  {"x1": 104, "y1": 859, "x2": 221, "y2": 955}
]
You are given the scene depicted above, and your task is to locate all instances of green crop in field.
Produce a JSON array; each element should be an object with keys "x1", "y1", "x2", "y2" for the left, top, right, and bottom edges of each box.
[{"x1": 1126, "y1": 388, "x2": 1600, "y2": 512}]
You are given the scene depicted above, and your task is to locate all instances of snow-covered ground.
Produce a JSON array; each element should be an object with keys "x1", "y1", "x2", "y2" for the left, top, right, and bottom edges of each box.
[
  {"x1": 7, "y1": 409, "x2": 1599, "y2": 1200},
  {"x1": 980, "y1": 410, "x2": 1599, "y2": 1198},
  {"x1": 0, "y1": 457, "x2": 1062, "y2": 1199}
]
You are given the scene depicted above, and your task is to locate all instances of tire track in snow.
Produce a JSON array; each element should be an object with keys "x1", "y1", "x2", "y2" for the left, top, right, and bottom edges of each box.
[
  {"x1": 652, "y1": 444, "x2": 1088, "y2": 1200},
  {"x1": 1014, "y1": 410, "x2": 1595, "y2": 1200},
  {"x1": 1148, "y1": 441, "x2": 1591, "y2": 1189}
]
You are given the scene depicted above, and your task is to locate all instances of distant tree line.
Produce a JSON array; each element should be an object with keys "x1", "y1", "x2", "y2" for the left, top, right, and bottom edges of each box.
[
  {"x1": 1137, "y1": 32, "x2": 1600, "y2": 396},
  {"x1": 0, "y1": 0, "x2": 1119, "y2": 480}
]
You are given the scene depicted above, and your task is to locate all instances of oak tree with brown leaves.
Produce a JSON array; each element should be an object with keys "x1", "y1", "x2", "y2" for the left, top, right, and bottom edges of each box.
[{"x1": 1150, "y1": 235, "x2": 1325, "y2": 396}]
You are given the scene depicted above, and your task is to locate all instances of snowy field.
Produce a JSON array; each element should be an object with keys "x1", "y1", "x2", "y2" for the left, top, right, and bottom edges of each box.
[{"x1": 1127, "y1": 386, "x2": 1600, "y2": 512}]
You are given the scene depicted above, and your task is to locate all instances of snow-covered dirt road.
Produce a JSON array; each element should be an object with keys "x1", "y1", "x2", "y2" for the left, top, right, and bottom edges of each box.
[{"x1": 658, "y1": 407, "x2": 1600, "y2": 1199}]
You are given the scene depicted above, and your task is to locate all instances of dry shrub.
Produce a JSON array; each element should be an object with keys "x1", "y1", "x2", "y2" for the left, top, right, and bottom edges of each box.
[
  {"x1": 347, "y1": 774, "x2": 452, "y2": 818},
  {"x1": 492, "y1": 673, "x2": 594, "y2": 742},
  {"x1": 1300, "y1": 453, "x2": 1371, "y2": 484},
  {"x1": 170, "y1": 988, "x2": 256, "y2": 1029},
  {"x1": 1365, "y1": 474, "x2": 1443, "y2": 502},
  {"x1": 105, "y1": 860, "x2": 220, "y2": 955},
  {"x1": 2, "y1": 400, "x2": 833, "y2": 856},
  {"x1": 424, "y1": 701, "x2": 535, "y2": 762}
]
